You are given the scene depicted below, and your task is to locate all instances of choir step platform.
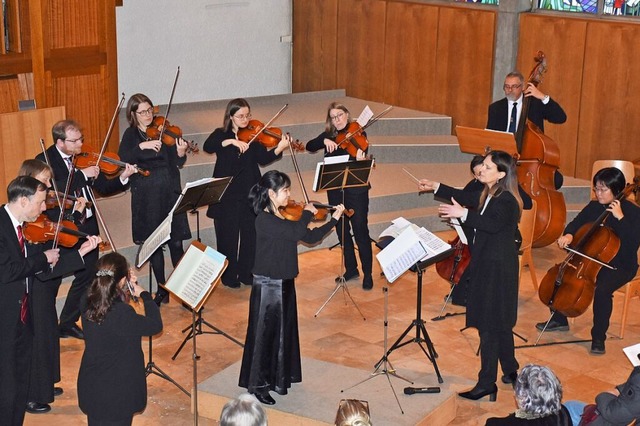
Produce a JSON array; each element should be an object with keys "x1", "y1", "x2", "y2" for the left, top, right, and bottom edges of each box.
[{"x1": 195, "y1": 357, "x2": 462, "y2": 425}]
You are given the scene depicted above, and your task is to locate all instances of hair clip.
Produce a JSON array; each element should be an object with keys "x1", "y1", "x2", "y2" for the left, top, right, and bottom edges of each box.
[{"x1": 96, "y1": 269, "x2": 115, "y2": 277}]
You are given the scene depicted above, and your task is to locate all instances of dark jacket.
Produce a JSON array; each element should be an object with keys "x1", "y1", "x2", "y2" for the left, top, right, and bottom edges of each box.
[{"x1": 487, "y1": 96, "x2": 566, "y2": 134}]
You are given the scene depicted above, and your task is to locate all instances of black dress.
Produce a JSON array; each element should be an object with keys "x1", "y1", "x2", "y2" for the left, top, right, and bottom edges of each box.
[
  {"x1": 238, "y1": 210, "x2": 337, "y2": 395},
  {"x1": 78, "y1": 292, "x2": 162, "y2": 422},
  {"x1": 118, "y1": 126, "x2": 191, "y2": 244},
  {"x1": 202, "y1": 127, "x2": 282, "y2": 286}
]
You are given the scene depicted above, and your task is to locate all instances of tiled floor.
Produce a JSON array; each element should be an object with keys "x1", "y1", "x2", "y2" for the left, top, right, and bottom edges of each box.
[{"x1": 24, "y1": 235, "x2": 640, "y2": 425}]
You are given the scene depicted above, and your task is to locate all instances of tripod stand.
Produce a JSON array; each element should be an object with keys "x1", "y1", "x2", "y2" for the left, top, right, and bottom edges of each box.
[
  {"x1": 342, "y1": 286, "x2": 411, "y2": 414},
  {"x1": 172, "y1": 209, "x2": 243, "y2": 360},
  {"x1": 378, "y1": 260, "x2": 444, "y2": 384},
  {"x1": 144, "y1": 263, "x2": 190, "y2": 396}
]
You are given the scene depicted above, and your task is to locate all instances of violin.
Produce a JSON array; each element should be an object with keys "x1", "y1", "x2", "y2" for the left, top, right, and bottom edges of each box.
[
  {"x1": 237, "y1": 120, "x2": 305, "y2": 151},
  {"x1": 145, "y1": 116, "x2": 199, "y2": 154},
  {"x1": 126, "y1": 280, "x2": 145, "y2": 316},
  {"x1": 46, "y1": 190, "x2": 92, "y2": 210},
  {"x1": 538, "y1": 183, "x2": 638, "y2": 317},
  {"x1": 74, "y1": 151, "x2": 150, "y2": 177},
  {"x1": 334, "y1": 105, "x2": 393, "y2": 158},
  {"x1": 435, "y1": 236, "x2": 471, "y2": 286},
  {"x1": 23, "y1": 213, "x2": 90, "y2": 248}
]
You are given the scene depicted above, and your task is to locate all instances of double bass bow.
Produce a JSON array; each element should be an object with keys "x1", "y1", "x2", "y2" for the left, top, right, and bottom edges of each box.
[
  {"x1": 515, "y1": 51, "x2": 566, "y2": 248},
  {"x1": 538, "y1": 182, "x2": 638, "y2": 318}
]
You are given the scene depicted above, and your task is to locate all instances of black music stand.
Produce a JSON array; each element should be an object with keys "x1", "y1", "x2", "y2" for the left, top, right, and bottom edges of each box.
[
  {"x1": 375, "y1": 236, "x2": 453, "y2": 384},
  {"x1": 169, "y1": 177, "x2": 245, "y2": 360},
  {"x1": 313, "y1": 159, "x2": 373, "y2": 318}
]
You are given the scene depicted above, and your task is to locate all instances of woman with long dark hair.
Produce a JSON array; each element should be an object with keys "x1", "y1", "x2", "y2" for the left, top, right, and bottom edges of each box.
[
  {"x1": 78, "y1": 252, "x2": 162, "y2": 425},
  {"x1": 419, "y1": 150, "x2": 523, "y2": 401}
]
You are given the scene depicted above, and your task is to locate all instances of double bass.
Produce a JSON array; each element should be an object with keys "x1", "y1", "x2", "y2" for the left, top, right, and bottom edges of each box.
[
  {"x1": 538, "y1": 183, "x2": 638, "y2": 317},
  {"x1": 515, "y1": 52, "x2": 566, "y2": 248}
]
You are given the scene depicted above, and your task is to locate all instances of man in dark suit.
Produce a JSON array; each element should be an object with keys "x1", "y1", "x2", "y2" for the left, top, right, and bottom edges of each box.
[
  {"x1": 487, "y1": 71, "x2": 567, "y2": 189},
  {"x1": 36, "y1": 120, "x2": 135, "y2": 339},
  {"x1": 0, "y1": 176, "x2": 100, "y2": 425}
]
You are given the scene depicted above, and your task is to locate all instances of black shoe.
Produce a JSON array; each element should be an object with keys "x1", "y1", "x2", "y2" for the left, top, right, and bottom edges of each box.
[
  {"x1": 59, "y1": 324, "x2": 84, "y2": 339},
  {"x1": 458, "y1": 383, "x2": 498, "y2": 401},
  {"x1": 222, "y1": 280, "x2": 241, "y2": 288},
  {"x1": 26, "y1": 402, "x2": 51, "y2": 414},
  {"x1": 252, "y1": 391, "x2": 275, "y2": 405},
  {"x1": 240, "y1": 275, "x2": 253, "y2": 286},
  {"x1": 53, "y1": 387, "x2": 63, "y2": 397},
  {"x1": 154, "y1": 289, "x2": 170, "y2": 306},
  {"x1": 590, "y1": 340, "x2": 606, "y2": 355},
  {"x1": 535, "y1": 320, "x2": 569, "y2": 332},
  {"x1": 336, "y1": 270, "x2": 359, "y2": 283},
  {"x1": 501, "y1": 372, "x2": 518, "y2": 387},
  {"x1": 362, "y1": 275, "x2": 373, "y2": 290}
]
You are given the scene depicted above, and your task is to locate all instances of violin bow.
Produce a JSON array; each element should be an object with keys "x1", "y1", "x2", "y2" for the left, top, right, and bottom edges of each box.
[
  {"x1": 156, "y1": 66, "x2": 181, "y2": 146},
  {"x1": 85, "y1": 186, "x2": 117, "y2": 253},
  {"x1": 96, "y1": 93, "x2": 126, "y2": 166},
  {"x1": 245, "y1": 103, "x2": 289, "y2": 146},
  {"x1": 343, "y1": 105, "x2": 393, "y2": 141},
  {"x1": 40, "y1": 138, "x2": 67, "y2": 250}
]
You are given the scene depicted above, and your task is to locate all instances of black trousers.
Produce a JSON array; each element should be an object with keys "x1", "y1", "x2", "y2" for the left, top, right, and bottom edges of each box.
[
  {"x1": 477, "y1": 328, "x2": 518, "y2": 388},
  {"x1": 149, "y1": 239, "x2": 185, "y2": 292},
  {"x1": 550, "y1": 265, "x2": 637, "y2": 341},
  {"x1": 327, "y1": 188, "x2": 372, "y2": 277},
  {"x1": 213, "y1": 199, "x2": 256, "y2": 286}
]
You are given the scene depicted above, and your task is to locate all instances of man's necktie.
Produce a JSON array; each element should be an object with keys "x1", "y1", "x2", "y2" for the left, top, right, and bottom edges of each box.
[
  {"x1": 17, "y1": 225, "x2": 29, "y2": 324},
  {"x1": 508, "y1": 101, "x2": 518, "y2": 133}
]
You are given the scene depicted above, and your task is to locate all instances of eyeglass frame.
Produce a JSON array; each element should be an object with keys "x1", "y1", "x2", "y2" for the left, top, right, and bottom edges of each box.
[
  {"x1": 64, "y1": 137, "x2": 84, "y2": 144},
  {"x1": 233, "y1": 113, "x2": 252, "y2": 120},
  {"x1": 330, "y1": 112, "x2": 346, "y2": 121},
  {"x1": 503, "y1": 83, "x2": 522, "y2": 91},
  {"x1": 136, "y1": 107, "x2": 154, "y2": 116},
  {"x1": 593, "y1": 186, "x2": 611, "y2": 193}
]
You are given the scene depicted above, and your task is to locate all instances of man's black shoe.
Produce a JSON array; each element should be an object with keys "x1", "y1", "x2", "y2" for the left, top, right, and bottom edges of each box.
[
  {"x1": 26, "y1": 402, "x2": 51, "y2": 414},
  {"x1": 535, "y1": 320, "x2": 569, "y2": 332},
  {"x1": 59, "y1": 324, "x2": 84, "y2": 339},
  {"x1": 335, "y1": 270, "x2": 359, "y2": 283},
  {"x1": 590, "y1": 340, "x2": 606, "y2": 355},
  {"x1": 53, "y1": 387, "x2": 63, "y2": 397},
  {"x1": 362, "y1": 275, "x2": 373, "y2": 290}
]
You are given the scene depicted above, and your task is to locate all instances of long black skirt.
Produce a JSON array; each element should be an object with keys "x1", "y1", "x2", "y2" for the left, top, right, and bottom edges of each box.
[{"x1": 238, "y1": 275, "x2": 301, "y2": 395}]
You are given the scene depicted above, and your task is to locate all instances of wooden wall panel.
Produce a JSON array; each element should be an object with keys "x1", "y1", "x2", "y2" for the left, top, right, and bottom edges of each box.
[
  {"x1": 383, "y1": 2, "x2": 439, "y2": 111},
  {"x1": 434, "y1": 6, "x2": 496, "y2": 129},
  {"x1": 0, "y1": 78, "x2": 24, "y2": 113},
  {"x1": 292, "y1": 0, "x2": 339, "y2": 92},
  {"x1": 0, "y1": 107, "x2": 65, "y2": 203},
  {"x1": 576, "y1": 22, "x2": 640, "y2": 179},
  {"x1": 336, "y1": 0, "x2": 387, "y2": 102},
  {"x1": 518, "y1": 15, "x2": 587, "y2": 178},
  {"x1": 48, "y1": 0, "x2": 100, "y2": 48}
]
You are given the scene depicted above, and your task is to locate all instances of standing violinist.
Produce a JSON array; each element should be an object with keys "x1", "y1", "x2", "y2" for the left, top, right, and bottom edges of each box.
[
  {"x1": 118, "y1": 93, "x2": 191, "y2": 306},
  {"x1": 535, "y1": 167, "x2": 640, "y2": 355},
  {"x1": 305, "y1": 102, "x2": 374, "y2": 290},
  {"x1": 202, "y1": 98, "x2": 290, "y2": 288},
  {"x1": 37, "y1": 120, "x2": 136, "y2": 339},
  {"x1": 419, "y1": 151, "x2": 523, "y2": 402},
  {"x1": 487, "y1": 71, "x2": 567, "y2": 189}
]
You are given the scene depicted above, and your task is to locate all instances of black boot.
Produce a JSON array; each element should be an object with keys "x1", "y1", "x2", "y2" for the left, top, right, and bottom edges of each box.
[{"x1": 458, "y1": 383, "x2": 498, "y2": 401}]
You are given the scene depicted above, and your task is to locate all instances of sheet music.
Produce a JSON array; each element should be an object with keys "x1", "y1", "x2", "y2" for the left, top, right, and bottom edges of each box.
[
  {"x1": 450, "y1": 218, "x2": 468, "y2": 245},
  {"x1": 356, "y1": 105, "x2": 374, "y2": 127},
  {"x1": 376, "y1": 227, "x2": 428, "y2": 283},
  {"x1": 165, "y1": 244, "x2": 227, "y2": 308},
  {"x1": 623, "y1": 343, "x2": 640, "y2": 367},
  {"x1": 378, "y1": 217, "x2": 452, "y2": 262},
  {"x1": 136, "y1": 215, "x2": 172, "y2": 268}
]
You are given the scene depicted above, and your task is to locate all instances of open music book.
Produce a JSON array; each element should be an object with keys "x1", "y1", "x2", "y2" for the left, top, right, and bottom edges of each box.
[
  {"x1": 162, "y1": 241, "x2": 228, "y2": 311},
  {"x1": 623, "y1": 342, "x2": 640, "y2": 367},
  {"x1": 377, "y1": 218, "x2": 451, "y2": 283}
]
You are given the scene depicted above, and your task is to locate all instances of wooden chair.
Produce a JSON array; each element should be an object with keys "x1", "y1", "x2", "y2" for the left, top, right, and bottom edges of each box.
[
  {"x1": 591, "y1": 160, "x2": 638, "y2": 339},
  {"x1": 519, "y1": 200, "x2": 538, "y2": 291}
]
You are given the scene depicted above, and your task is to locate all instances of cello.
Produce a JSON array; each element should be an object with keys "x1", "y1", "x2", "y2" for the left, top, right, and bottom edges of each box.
[
  {"x1": 538, "y1": 182, "x2": 638, "y2": 317},
  {"x1": 515, "y1": 52, "x2": 567, "y2": 248}
]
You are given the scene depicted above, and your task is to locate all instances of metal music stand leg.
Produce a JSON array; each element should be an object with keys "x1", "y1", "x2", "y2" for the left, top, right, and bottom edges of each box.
[
  {"x1": 515, "y1": 311, "x2": 590, "y2": 349},
  {"x1": 341, "y1": 287, "x2": 411, "y2": 414},
  {"x1": 172, "y1": 308, "x2": 243, "y2": 360},
  {"x1": 144, "y1": 263, "x2": 190, "y2": 396},
  {"x1": 431, "y1": 283, "x2": 466, "y2": 322},
  {"x1": 315, "y1": 190, "x2": 365, "y2": 320},
  {"x1": 376, "y1": 265, "x2": 444, "y2": 384}
]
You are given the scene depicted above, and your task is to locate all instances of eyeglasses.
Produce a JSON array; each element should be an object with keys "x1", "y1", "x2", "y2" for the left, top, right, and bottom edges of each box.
[
  {"x1": 503, "y1": 84, "x2": 522, "y2": 91},
  {"x1": 233, "y1": 113, "x2": 252, "y2": 120},
  {"x1": 136, "y1": 107, "x2": 154, "y2": 116},
  {"x1": 593, "y1": 186, "x2": 611, "y2": 193},
  {"x1": 330, "y1": 112, "x2": 346, "y2": 121},
  {"x1": 64, "y1": 137, "x2": 84, "y2": 144}
]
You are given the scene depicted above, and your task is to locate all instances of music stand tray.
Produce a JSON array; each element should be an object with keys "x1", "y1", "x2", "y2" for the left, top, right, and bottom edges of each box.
[{"x1": 455, "y1": 125, "x2": 518, "y2": 157}]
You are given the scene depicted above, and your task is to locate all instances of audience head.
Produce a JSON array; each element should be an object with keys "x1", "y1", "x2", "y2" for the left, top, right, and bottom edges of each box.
[
  {"x1": 249, "y1": 170, "x2": 291, "y2": 215},
  {"x1": 223, "y1": 98, "x2": 251, "y2": 132},
  {"x1": 84, "y1": 252, "x2": 131, "y2": 324},
  {"x1": 514, "y1": 364, "x2": 563, "y2": 417},
  {"x1": 219, "y1": 393, "x2": 267, "y2": 426},
  {"x1": 334, "y1": 399, "x2": 372, "y2": 426}
]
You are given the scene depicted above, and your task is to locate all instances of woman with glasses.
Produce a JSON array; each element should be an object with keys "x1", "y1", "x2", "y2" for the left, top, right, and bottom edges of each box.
[
  {"x1": 78, "y1": 252, "x2": 162, "y2": 425},
  {"x1": 118, "y1": 93, "x2": 191, "y2": 306},
  {"x1": 305, "y1": 102, "x2": 374, "y2": 290},
  {"x1": 534, "y1": 167, "x2": 640, "y2": 355},
  {"x1": 203, "y1": 98, "x2": 291, "y2": 288}
]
